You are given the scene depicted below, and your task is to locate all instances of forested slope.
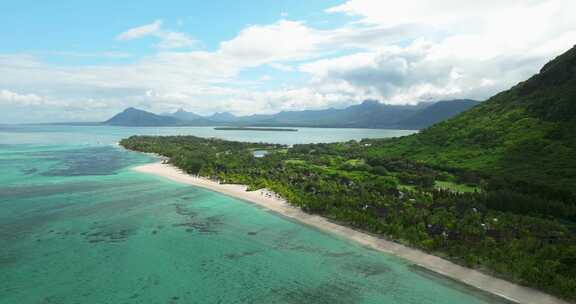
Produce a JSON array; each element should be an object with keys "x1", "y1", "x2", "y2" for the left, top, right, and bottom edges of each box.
[{"x1": 370, "y1": 46, "x2": 576, "y2": 201}]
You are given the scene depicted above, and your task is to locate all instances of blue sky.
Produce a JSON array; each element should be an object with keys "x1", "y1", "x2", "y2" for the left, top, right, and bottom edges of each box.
[
  {"x1": 2, "y1": 1, "x2": 347, "y2": 61},
  {"x1": 0, "y1": 0, "x2": 575, "y2": 123}
]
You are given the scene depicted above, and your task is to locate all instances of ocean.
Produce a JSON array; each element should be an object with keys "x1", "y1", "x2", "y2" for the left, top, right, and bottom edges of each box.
[{"x1": 0, "y1": 125, "x2": 508, "y2": 303}]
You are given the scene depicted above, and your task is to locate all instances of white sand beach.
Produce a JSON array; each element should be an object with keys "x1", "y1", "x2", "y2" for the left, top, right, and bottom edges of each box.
[{"x1": 133, "y1": 162, "x2": 569, "y2": 304}]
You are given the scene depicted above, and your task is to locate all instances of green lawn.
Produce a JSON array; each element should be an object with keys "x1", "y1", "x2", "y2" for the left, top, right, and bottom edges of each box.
[{"x1": 434, "y1": 181, "x2": 480, "y2": 193}]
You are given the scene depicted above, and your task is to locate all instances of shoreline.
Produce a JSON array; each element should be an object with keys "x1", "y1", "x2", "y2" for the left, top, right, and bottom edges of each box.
[{"x1": 132, "y1": 162, "x2": 569, "y2": 304}]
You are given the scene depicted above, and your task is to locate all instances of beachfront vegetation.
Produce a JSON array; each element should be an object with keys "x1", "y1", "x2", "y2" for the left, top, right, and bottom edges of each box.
[{"x1": 121, "y1": 135, "x2": 576, "y2": 300}]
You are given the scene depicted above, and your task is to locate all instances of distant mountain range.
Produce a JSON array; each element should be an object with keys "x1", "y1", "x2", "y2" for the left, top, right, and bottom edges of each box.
[{"x1": 102, "y1": 99, "x2": 480, "y2": 129}]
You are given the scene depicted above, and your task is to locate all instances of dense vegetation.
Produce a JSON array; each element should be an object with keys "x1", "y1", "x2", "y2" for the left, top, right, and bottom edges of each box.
[
  {"x1": 371, "y1": 46, "x2": 576, "y2": 218},
  {"x1": 120, "y1": 46, "x2": 576, "y2": 300},
  {"x1": 121, "y1": 135, "x2": 576, "y2": 300}
]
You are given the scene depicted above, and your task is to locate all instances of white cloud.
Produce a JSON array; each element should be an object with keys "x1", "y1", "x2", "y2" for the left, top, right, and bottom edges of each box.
[
  {"x1": 0, "y1": 89, "x2": 43, "y2": 106},
  {"x1": 299, "y1": 40, "x2": 549, "y2": 103},
  {"x1": 53, "y1": 51, "x2": 132, "y2": 58},
  {"x1": 306, "y1": 0, "x2": 576, "y2": 103},
  {"x1": 117, "y1": 20, "x2": 196, "y2": 50},
  {"x1": 326, "y1": 0, "x2": 576, "y2": 57},
  {"x1": 218, "y1": 20, "x2": 319, "y2": 64},
  {"x1": 157, "y1": 32, "x2": 196, "y2": 49},
  {"x1": 327, "y1": 0, "x2": 549, "y2": 27},
  {"x1": 117, "y1": 20, "x2": 163, "y2": 41}
]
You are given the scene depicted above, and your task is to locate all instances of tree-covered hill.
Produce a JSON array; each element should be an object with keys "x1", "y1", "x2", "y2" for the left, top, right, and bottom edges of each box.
[{"x1": 370, "y1": 45, "x2": 576, "y2": 201}]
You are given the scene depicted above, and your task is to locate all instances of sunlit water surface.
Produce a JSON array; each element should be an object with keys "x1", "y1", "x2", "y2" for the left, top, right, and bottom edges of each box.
[{"x1": 0, "y1": 126, "x2": 508, "y2": 303}]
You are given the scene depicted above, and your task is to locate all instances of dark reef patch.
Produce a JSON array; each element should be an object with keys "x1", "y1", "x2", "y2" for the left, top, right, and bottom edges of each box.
[
  {"x1": 174, "y1": 203, "x2": 198, "y2": 217},
  {"x1": 84, "y1": 224, "x2": 135, "y2": 244},
  {"x1": 246, "y1": 228, "x2": 267, "y2": 236},
  {"x1": 38, "y1": 146, "x2": 134, "y2": 176},
  {"x1": 224, "y1": 250, "x2": 261, "y2": 260},
  {"x1": 322, "y1": 251, "x2": 359, "y2": 258},
  {"x1": 21, "y1": 167, "x2": 38, "y2": 175},
  {"x1": 342, "y1": 260, "x2": 392, "y2": 277},
  {"x1": 0, "y1": 182, "x2": 110, "y2": 201},
  {"x1": 0, "y1": 209, "x2": 64, "y2": 241},
  {"x1": 0, "y1": 252, "x2": 21, "y2": 268},
  {"x1": 172, "y1": 203, "x2": 223, "y2": 234},
  {"x1": 269, "y1": 280, "x2": 364, "y2": 304}
]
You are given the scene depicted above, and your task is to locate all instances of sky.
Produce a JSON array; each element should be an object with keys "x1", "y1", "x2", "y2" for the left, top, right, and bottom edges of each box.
[{"x1": 1, "y1": 0, "x2": 575, "y2": 123}]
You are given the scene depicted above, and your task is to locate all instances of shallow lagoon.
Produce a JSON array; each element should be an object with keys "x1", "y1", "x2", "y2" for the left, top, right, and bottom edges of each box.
[{"x1": 0, "y1": 126, "x2": 509, "y2": 303}]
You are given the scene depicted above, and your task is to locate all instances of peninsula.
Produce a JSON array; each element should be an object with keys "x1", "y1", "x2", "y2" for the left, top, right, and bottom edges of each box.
[{"x1": 214, "y1": 127, "x2": 298, "y2": 132}]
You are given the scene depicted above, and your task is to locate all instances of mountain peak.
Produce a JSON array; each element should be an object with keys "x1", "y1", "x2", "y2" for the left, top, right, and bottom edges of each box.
[
  {"x1": 540, "y1": 44, "x2": 576, "y2": 74},
  {"x1": 105, "y1": 107, "x2": 180, "y2": 126},
  {"x1": 212, "y1": 111, "x2": 235, "y2": 116},
  {"x1": 171, "y1": 108, "x2": 204, "y2": 122},
  {"x1": 360, "y1": 100, "x2": 381, "y2": 106},
  {"x1": 515, "y1": 45, "x2": 576, "y2": 121},
  {"x1": 209, "y1": 112, "x2": 237, "y2": 122},
  {"x1": 519, "y1": 45, "x2": 576, "y2": 95}
]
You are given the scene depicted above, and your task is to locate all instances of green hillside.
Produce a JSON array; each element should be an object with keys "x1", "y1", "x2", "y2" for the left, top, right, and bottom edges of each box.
[{"x1": 371, "y1": 45, "x2": 576, "y2": 200}]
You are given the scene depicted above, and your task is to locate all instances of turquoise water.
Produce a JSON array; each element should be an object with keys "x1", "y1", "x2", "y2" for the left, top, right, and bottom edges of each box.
[{"x1": 0, "y1": 127, "x2": 507, "y2": 303}]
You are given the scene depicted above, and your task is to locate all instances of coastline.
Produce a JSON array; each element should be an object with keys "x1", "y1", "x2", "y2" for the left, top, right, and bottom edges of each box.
[{"x1": 132, "y1": 162, "x2": 569, "y2": 304}]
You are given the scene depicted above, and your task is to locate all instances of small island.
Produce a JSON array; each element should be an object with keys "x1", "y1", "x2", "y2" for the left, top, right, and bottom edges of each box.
[{"x1": 214, "y1": 127, "x2": 298, "y2": 132}]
